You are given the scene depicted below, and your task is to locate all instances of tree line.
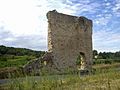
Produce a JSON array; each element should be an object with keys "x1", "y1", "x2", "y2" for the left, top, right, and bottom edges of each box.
[
  {"x1": 93, "y1": 50, "x2": 120, "y2": 59},
  {"x1": 0, "y1": 45, "x2": 45, "y2": 58}
]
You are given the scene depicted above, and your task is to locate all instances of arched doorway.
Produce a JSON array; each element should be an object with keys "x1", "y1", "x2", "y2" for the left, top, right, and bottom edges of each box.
[{"x1": 76, "y1": 52, "x2": 86, "y2": 70}]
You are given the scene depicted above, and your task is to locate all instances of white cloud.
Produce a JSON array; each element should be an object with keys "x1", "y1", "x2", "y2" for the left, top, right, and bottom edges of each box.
[
  {"x1": 0, "y1": 28, "x2": 47, "y2": 51},
  {"x1": 94, "y1": 13, "x2": 112, "y2": 25},
  {"x1": 106, "y1": 2, "x2": 111, "y2": 6},
  {"x1": 4, "y1": 38, "x2": 16, "y2": 42},
  {"x1": 38, "y1": 0, "x2": 77, "y2": 15},
  {"x1": 93, "y1": 30, "x2": 120, "y2": 52},
  {"x1": 94, "y1": 17, "x2": 109, "y2": 25},
  {"x1": 0, "y1": 0, "x2": 101, "y2": 37},
  {"x1": 112, "y1": 0, "x2": 120, "y2": 17},
  {"x1": 0, "y1": 0, "x2": 42, "y2": 36}
]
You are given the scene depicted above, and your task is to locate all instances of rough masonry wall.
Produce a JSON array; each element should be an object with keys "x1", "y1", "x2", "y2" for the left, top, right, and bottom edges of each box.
[{"x1": 47, "y1": 10, "x2": 93, "y2": 71}]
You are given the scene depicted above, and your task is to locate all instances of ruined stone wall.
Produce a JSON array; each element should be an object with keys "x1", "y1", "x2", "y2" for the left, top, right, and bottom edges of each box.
[{"x1": 47, "y1": 10, "x2": 93, "y2": 71}]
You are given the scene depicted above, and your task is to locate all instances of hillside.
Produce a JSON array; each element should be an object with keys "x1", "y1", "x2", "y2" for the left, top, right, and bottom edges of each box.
[
  {"x1": 0, "y1": 45, "x2": 45, "y2": 57},
  {"x1": 0, "y1": 45, "x2": 45, "y2": 68}
]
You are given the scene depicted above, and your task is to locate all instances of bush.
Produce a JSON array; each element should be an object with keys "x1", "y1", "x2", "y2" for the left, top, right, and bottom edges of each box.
[
  {"x1": 0, "y1": 56, "x2": 7, "y2": 61},
  {"x1": 104, "y1": 59, "x2": 112, "y2": 64},
  {"x1": 93, "y1": 59, "x2": 112, "y2": 65}
]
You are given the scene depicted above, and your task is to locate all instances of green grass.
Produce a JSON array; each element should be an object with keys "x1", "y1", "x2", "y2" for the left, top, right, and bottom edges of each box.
[
  {"x1": 0, "y1": 58, "x2": 120, "y2": 90},
  {"x1": 0, "y1": 55, "x2": 35, "y2": 68},
  {"x1": 1, "y1": 66, "x2": 120, "y2": 90},
  {"x1": 93, "y1": 59, "x2": 120, "y2": 65}
]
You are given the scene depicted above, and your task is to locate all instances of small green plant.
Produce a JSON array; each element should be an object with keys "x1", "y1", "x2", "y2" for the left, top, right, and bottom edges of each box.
[{"x1": 76, "y1": 54, "x2": 81, "y2": 65}]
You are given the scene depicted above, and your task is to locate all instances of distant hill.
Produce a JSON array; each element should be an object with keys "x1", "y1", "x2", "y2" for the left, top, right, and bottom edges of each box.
[
  {"x1": 0, "y1": 45, "x2": 45, "y2": 57},
  {"x1": 0, "y1": 45, "x2": 46, "y2": 68}
]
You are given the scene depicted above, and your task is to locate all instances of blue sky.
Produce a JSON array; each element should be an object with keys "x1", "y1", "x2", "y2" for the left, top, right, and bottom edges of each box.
[{"x1": 0, "y1": 0, "x2": 120, "y2": 52}]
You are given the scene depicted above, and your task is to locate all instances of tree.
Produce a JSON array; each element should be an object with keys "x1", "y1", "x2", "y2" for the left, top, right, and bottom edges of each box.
[{"x1": 93, "y1": 50, "x2": 98, "y2": 59}]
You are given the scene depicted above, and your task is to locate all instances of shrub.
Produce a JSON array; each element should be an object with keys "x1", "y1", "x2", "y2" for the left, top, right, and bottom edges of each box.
[
  {"x1": 0, "y1": 56, "x2": 7, "y2": 61},
  {"x1": 104, "y1": 59, "x2": 112, "y2": 64}
]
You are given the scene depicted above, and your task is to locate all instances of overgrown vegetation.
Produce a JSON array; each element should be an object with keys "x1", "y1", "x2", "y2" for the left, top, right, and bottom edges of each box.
[
  {"x1": 93, "y1": 50, "x2": 120, "y2": 59},
  {"x1": 0, "y1": 65, "x2": 120, "y2": 90},
  {"x1": 93, "y1": 59, "x2": 120, "y2": 65},
  {"x1": 0, "y1": 45, "x2": 45, "y2": 68},
  {"x1": 76, "y1": 54, "x2": 81, "y2": 65},
  {"x1": 0, "y1": 55, "x2": 35, "y2": 68},
  {"x1": 93, "y1": 50, "x2": 120, "y2": 65},
  {"x1": 0, "y1": 47, "x2": 120, "y2": 89}
]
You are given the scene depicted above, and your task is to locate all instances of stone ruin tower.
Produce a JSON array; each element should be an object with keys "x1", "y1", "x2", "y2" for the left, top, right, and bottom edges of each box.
[
  {"x1": 20, "y1": 10, "x2": 93, "y2": 75},
  {"x1": 47, "y1": 10, "x2": 93, "y2": 72}
]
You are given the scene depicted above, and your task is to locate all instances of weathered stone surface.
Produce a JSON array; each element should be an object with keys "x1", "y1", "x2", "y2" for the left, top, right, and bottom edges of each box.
[
  {"x1": 22, "y1": 52, "x2": 60, "y2": 75},
  {"x1": 47, "y1": 10, "x2": 93, "y2": 72}
]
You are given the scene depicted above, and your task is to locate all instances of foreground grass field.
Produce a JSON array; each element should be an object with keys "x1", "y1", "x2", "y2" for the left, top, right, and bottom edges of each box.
[{"x1": 0, "y1": 65, "x2": 120, "y2": 90}]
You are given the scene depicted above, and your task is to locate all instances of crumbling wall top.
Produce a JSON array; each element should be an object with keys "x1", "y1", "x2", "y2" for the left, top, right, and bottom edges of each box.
[
  {"x1": 47, "y1": 10, "x2": 92, "y2": 33},
  {"x1": 47, "y1": 10, "x2": 92, "y2": 24}
]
